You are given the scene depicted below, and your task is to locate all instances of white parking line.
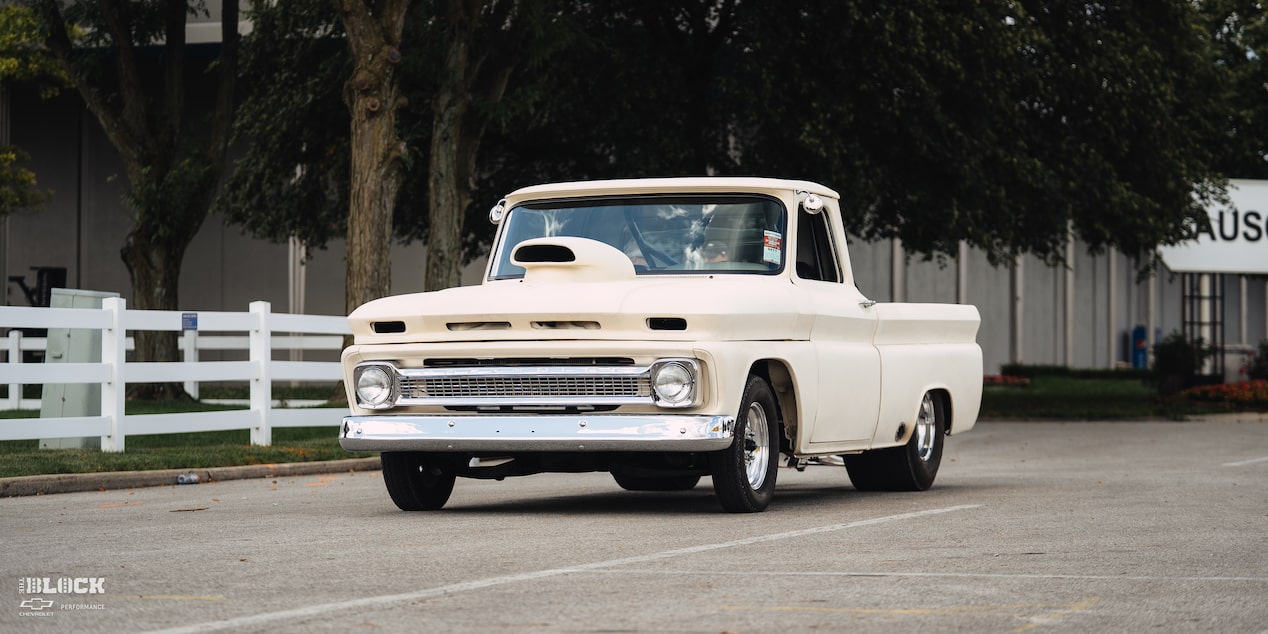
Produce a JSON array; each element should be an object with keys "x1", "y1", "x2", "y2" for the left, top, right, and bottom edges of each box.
[
  {"x1": 1223, "y1": 456, "x2": 1268, "y2": 467},
  {"x1": 584, "y1": 569, "x2": 1268, "y2": 583},
  {"x1": 142, "y1": 504, "x2": 980, "y2": 634}
]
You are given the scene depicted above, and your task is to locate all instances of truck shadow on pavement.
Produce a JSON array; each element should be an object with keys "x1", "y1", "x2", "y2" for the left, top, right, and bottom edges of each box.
[{"x1": 405, "y1": 479, "x2": 986, "y2": 516}]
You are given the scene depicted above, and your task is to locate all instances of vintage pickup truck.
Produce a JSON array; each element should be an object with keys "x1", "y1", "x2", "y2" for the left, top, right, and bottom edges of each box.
[{"x1": 340, "y1": 177, "x2": 982, "y2": 513}]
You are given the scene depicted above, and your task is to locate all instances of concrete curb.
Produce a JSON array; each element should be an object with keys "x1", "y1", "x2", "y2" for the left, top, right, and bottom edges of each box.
[
  {"x1": 1185, "y1": 411, "x2": 1268, "y2": 423},
  {"x1": 0, "y1": 457, "x2": 382, "y2": 498}
]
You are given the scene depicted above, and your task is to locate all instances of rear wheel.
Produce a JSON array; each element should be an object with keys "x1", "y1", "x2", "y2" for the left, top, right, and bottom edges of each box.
[
  {"x1": 710, "y1": 375, "x2": 780, "y2": 512},
  {"x1": 381, "y1": 452, "x2": 456, "y2": 511},
  {"x1": 612, "y1": 473, "x2": 701, "y2": 491},
  {"x1": 844, "y1": 391, "x2": 945, "y2": 491}
]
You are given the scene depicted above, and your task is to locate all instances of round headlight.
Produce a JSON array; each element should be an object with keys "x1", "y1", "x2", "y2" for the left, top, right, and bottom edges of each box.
[
  {"x1": 355, "y1": 365, "x2": 395, "y2": 409},
  {"x1": 652, "y1": 361, "x2": 695, "y2": 407}
]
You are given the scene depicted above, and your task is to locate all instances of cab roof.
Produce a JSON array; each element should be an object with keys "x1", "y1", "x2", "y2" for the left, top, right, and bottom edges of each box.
[{"x1": 504, "y1": 177, "x2": 840, "y2": 204}]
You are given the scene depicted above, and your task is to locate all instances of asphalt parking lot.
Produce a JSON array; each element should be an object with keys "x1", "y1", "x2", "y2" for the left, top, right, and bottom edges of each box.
[{"x1": 2, "y1": 419, "x2": 1265, "y2": 633}]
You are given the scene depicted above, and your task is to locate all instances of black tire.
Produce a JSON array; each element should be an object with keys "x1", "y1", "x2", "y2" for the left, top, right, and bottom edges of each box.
[
  {"x1": 710, "y1": 375, "x2": 780, "y2": 512},
  {"x1": 612, "y1": 473, "x2": 701, "y2": 491},
  {"x1": 380, "y1": 452, "x2": 456, "y2": 511},
  {"x1": 844, "y1": 391, "x2": 946, "y2": 491}
]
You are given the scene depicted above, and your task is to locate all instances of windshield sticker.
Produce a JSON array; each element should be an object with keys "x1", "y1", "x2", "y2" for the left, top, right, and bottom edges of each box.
[{"x1": 763, "y1": 231, "x2": 783, "y2": 265}]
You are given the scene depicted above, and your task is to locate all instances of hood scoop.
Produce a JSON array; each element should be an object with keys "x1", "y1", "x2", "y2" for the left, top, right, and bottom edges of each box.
[{"x1": 511, "y1": 237, "x2": 636, "y2": 283}]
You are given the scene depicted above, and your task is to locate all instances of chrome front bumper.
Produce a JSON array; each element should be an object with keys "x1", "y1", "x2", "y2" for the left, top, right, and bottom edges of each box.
[{"x1": 340, "y1": 413, "x2": 735, "y2": 452}]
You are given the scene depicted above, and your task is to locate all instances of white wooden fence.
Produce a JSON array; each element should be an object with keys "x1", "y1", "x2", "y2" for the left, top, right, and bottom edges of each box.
[{"x1": 0, "y1": 299, "x2": 350, "y2": 452}]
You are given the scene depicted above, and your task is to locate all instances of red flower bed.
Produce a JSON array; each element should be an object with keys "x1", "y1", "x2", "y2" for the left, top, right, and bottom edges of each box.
[{"x1": 1183, "y1": 379, "x2": 1268, "y2": 407}]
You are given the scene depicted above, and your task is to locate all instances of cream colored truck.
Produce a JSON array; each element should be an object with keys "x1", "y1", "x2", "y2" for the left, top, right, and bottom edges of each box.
[{"x1": 340, "y1": 177, "x2": 982, "y2": 513}]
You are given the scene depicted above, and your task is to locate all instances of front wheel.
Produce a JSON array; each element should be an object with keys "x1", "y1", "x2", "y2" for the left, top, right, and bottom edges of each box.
[
  {"x1": 844, "y1": 391, "x2": 946, "y2": 491},
  {"x1": 381, "y1": 452, "x2": 456, "y2": 511},
  {"x1": 710, "y1": 375, "x2": 780, "y2": 512}
]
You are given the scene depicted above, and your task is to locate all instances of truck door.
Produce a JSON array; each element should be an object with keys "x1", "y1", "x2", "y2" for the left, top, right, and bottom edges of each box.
[{"x1": 793, "y1": 206, "x2": 882, "y2": 445}]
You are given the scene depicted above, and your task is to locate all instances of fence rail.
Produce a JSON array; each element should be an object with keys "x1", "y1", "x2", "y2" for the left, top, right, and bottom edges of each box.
[{"x1": 0, "y1": 299, "x2": 350, "y2": 452}]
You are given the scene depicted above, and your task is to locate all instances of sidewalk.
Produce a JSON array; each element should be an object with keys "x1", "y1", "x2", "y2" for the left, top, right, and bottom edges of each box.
[{"x1": 0, "y1": 457, "x2": 381, "y2": 497}]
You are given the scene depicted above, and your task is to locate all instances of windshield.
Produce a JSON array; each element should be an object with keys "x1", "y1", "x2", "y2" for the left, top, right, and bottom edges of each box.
[{"x1": 489, "y1": 195, "x2": 787, "y2": 279}]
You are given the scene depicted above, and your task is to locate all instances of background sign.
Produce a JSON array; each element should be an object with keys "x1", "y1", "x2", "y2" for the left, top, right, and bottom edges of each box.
[{"x1": 1159, "y1": 179, "x2": 1268, "y2": 274}]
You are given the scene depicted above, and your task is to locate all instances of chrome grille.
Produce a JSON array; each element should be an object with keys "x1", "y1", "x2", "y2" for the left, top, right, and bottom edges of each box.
[
  {"x1": 401, "y1": 375, "x2": 651, "y2": 399},
  {"x1": 393, "y1": 363, "x2": 655, "y2": 407}
]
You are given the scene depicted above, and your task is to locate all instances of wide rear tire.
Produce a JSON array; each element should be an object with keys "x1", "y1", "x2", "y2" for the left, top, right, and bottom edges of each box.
[
  {"x1": 710, "y1": 375, "x2": 780, "y2": 512},
  {"x1": 381, "y1": 452, "x2": 456, "y2": 511},
  {"x1": 844, "y1": 391, "x2": 945, "y2": 491}
]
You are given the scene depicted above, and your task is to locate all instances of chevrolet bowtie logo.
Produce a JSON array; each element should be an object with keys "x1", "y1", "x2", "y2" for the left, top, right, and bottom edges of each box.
[{"x1": 20, "y1": 597, "x2": 55, "y2": 611}]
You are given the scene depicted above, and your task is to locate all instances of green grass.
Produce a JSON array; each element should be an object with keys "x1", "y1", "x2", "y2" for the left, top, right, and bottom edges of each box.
[
  {"x1": 979, "y1": 375, "x2": 1242, "y2": 420},
  {"x1": 0, "y1": 399, "x2": 360, "y2": 479}
]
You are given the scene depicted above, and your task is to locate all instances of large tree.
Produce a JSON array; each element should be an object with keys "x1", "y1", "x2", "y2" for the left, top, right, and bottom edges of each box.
[
  {"x1": 35, "y1": 0, "x2": 239, "y2": 399},
  {"x1": 489, "y1": 1, "x2": 1233, "y2": 266},
  {"x1": 412, "y1": 0, "x2": 564, "y2": 290},
  {"x1": 225, "y1": 0, "x2": 413, "y2": 312},
  {"x1": 223, "y1": 1, "x2": 567, "y2": 301},
  {"x1": 228, "y1": 1, "x2": 1239, "y2": 295}
]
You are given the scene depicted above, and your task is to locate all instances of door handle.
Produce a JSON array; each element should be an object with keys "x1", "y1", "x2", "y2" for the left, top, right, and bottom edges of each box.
[{"x1": 859, "y1": 300, "x2": 877, "y2": 308}]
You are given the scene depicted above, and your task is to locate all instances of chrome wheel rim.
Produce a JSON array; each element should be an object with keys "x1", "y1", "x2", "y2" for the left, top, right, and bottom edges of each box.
[
  {"x1": 914, "y1": 393, "x2": 937, "y2": 462},
  {"x1": 744, "y1": 401, "x2": 770, "y2": 489}
]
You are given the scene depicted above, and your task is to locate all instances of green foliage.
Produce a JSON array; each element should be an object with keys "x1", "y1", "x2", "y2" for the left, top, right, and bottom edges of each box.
[
  {"x1": 0, "y1": 4, "x2": 67, "y2": 97},
  {"x1": 32, "y1": 0, "x2": 239, "y2": 258},
  {"x1": 0, "y1": 145, "x2": 50, "y2": 215},
  {"x1": 225, "y1": 1, "x2": 1245, "y2": 273},
  {"x1": 217, "y1": 1, "x2": 351, "y2": 250},
  {"x1": 736, "y1": 2, "x2": 1227, "y2": 265},
  {"x1": 1202, "y1": 0, "x2": 1268, "y2": 178},
  {"x1": 0, "y1": 5, "x2": 63, "y2": 215},
  {"x1": 1151, "y1": 331, "x2": 1213, "y2": 395},
  {"x1": 471, "y1": 1, "x2": 1234, "y2": 268}
]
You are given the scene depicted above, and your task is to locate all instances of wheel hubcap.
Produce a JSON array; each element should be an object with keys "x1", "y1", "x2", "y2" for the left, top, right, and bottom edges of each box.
[
  {"x1": 744, "y1": 401, "x2": 770, "y2": 489},
  {"x1": 914, "y1": 393, "x2": 937, "y2": 462}
]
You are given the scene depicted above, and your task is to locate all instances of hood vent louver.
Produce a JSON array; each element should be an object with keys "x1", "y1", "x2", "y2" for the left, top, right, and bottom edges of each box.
[
  {"x1": 647, "y1": 317, "x2": 687, "y2": 331},
  {"x1": 372, "y1": 321, "x2": 406, "y2": 334},
  {"x1": 447, "y1": 321, "x2": 512, "y2": 331},
  {"x1": 531, "y1": 321, "x2": 600, "y2": 330}
]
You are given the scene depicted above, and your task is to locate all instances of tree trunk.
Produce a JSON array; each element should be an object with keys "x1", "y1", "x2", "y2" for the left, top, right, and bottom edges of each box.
[
  {"x1": 339, "y1": 0, "x2": 410, "y2": 314},
  {"x1": 344, "y1": 86, "x2": 404, "y2": 313},
  {"x1": 121, "y1": 212, "x2": 193, "y2": 401},
  {"x1": 425, "y1": 71, "x2": 471, "y2": 292},
  {"x1": 424, "y1": 1, "x2": 516, "y2": 292}
]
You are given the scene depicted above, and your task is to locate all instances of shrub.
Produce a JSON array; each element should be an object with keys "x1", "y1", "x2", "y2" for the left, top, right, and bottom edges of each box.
[
  {"x1": 1151, "y1": 332, "x2": 1211, "y2": 395},
  {"x1": 1245, "y1": 340, "x2": 1268, "y2": 381}
]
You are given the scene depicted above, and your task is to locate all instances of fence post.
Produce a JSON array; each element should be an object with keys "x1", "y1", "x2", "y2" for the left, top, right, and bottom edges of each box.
[
  {"x1": 6, "y1": 330, "x2": 20, "y2": 410},
  {"x1": 181, "y1": 329, "x2": 199, "y2": 399},
  {"x1": 100, "y1": 297, "x2": 127, "y2": 452},
  {"x1": 249, "y1": 300, "x2": 272, "y2": 446}
]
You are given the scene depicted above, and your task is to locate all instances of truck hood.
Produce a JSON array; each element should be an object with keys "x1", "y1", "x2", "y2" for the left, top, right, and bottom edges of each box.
[{"x1": 348, "y1": 275, "x2": 813, "y2": 344}]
